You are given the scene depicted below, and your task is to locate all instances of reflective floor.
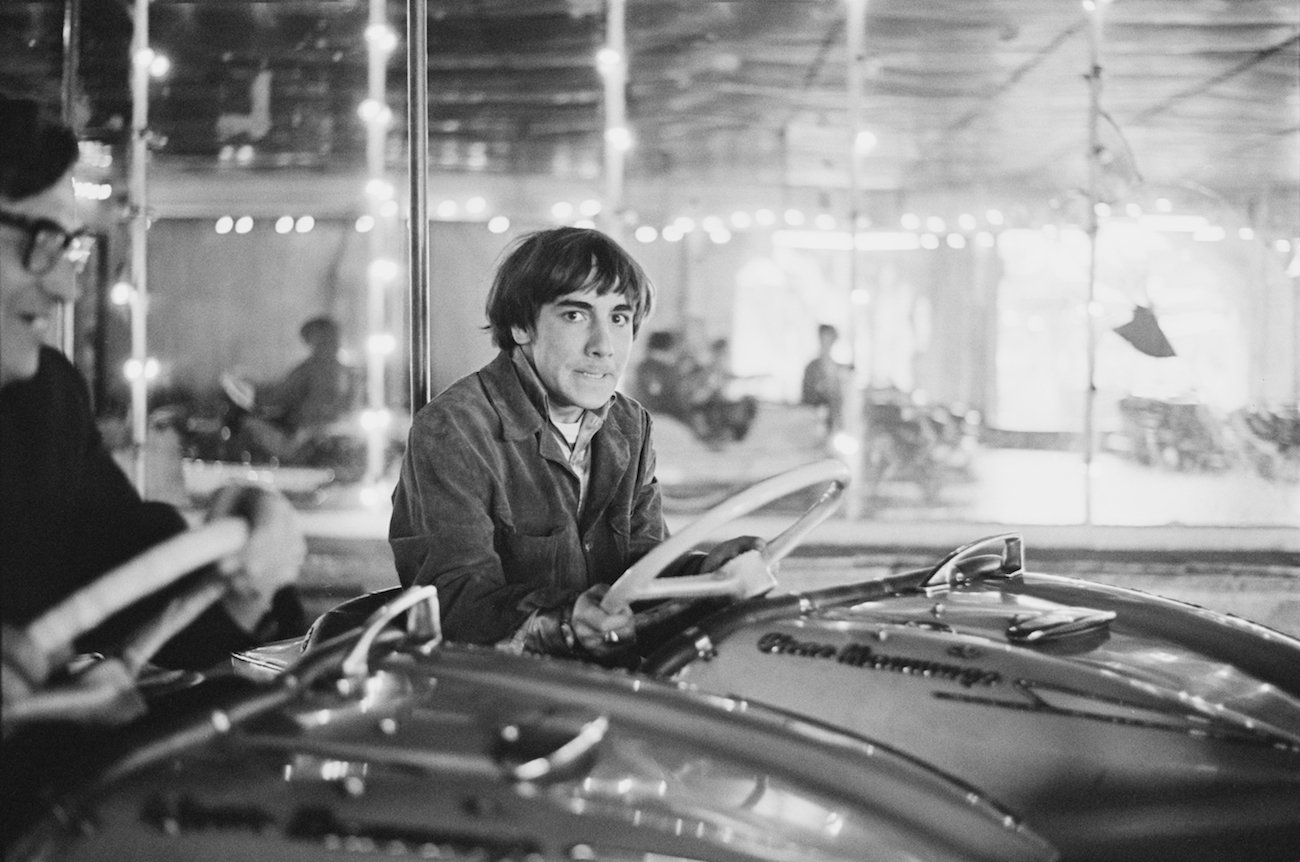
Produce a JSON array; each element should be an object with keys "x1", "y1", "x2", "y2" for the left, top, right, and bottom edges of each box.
[{"x1": 645, "y1": 404, "x2": 1300, "y2": 529}]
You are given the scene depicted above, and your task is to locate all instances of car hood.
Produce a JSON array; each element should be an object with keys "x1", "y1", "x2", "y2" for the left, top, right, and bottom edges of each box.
[
  {"x1": 650, "y1": 534, "x2": 1300, "y2": 860},
  {"x1": 12, "y1": 639, "x2": 1055, "y2": 862}
]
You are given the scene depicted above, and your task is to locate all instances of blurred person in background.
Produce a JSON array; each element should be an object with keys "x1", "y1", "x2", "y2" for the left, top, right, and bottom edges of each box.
[
  {"x1": 627, "y1": 329, "x2": 689, "y2": 417},
  {"x1": 390, "y1": 227, "x2": 760, "y2": 661},
  {"x1": 697, "y1": 336, "x2": 757, "y2": 442},
  {"x1": 629, "y1": 329, "x2": 754, "y2": 443},
  {"x1": 221, "y1": 314, "x2": 360, "y2": 462},
  {"x1": 802, "y1": 323, "x2": 848, "y2": 436}
]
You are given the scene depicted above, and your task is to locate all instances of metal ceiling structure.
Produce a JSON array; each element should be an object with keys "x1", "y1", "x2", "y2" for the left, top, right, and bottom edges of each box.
[{"x1": 2, "y1": 0, "x2": 1298, "y2": 230}]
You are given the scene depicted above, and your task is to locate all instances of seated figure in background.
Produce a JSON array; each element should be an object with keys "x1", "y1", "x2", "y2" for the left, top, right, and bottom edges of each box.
[
  {"x1": 223, "y1": 314, "x2": 361, "y2": 462},
  {"x1": 630, "y1": 329, "x2": 755, "y2": 443},
  {"x1": 628, "y1": 329, "x2": 690, "y2": 417},
  {"x1": 696, "y1": 336, "x2": 757, "y2": 443}
]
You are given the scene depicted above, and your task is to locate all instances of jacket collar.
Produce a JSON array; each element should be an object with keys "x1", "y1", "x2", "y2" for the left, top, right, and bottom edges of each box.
[
  {"x1": 486, "y1": 348, "x2": 614, "y2": 440},
  {"x1": 482, "y1": 349, "x2": 632, "y2": 527}
]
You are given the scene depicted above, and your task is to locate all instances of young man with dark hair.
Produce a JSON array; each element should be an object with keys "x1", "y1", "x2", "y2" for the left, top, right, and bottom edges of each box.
[{"x1": 390, "y1": 227, "x2": 760, "y2": 659}]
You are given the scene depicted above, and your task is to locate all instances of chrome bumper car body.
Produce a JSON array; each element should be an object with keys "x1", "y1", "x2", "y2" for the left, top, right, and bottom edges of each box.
[
  {"x1": 12, "y1": 586, "x2": 1056, "y2": 862},
  {"x1": 647, "y1": 533, "x2": 1300, "y2": 861}
]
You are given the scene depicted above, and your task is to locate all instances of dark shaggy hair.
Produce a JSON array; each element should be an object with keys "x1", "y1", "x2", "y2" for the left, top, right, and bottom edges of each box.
[
  {"x1": 0, "y1": 94, "x2": 80, "y2": 202},
  {"x1": 484, "y1": 227, "x2": 654, "y2": 350}
]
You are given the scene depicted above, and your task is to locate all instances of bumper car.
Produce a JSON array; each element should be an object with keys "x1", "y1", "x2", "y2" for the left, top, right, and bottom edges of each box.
[
  {"x1": 245, "y1": 460, "x2": 1297, "y2": 861},
  {"x1": 8, "y1": 583, "x2": 1055, "y2": 862},
  {"x1": 19, "y1": 462, "x2": 1295, "y2": 861},
  {"x1": 616, "y1": 461, "x2": 1300, "y2": 861}
]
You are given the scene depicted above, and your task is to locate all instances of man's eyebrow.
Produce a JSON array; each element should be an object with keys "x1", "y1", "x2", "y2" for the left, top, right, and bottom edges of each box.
[{"x1": 554, "y1": 297, "x2": 633, "y2": 313}]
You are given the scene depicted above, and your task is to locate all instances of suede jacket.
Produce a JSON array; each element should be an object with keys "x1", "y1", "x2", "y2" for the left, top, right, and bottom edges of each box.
[{"x1": 389, "y1": 349, "x2": 668, "y2": 644}]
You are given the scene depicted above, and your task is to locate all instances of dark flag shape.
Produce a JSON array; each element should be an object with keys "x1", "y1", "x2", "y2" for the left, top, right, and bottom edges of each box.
[{"x1": 1114, "y1": 305, "x2": 1175, "y2": 358}]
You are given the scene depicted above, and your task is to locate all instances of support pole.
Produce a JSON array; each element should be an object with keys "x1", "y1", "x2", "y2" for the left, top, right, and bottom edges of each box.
[
  {"x1": 600, "y1": 0, "x2": 627, "y2": 239},
  {"x1": 59, "y1": 0, "x2": 80, "y2": 131},
  {"x1": 128, "y1": 0, "x2": 151, "y2": 493},
  {"x1": 56, "y1": 0, "x2": 81, "y2": 360},
  {"x1": 363, "y1": 0, "x2": 394, "y2": 482},
  {"x1": 407, "y1": 0, "x2": 431, "y2": 413},
  {"x1": 842, "y1": 0, "x2": 869, "y2": 519},
  {"x1": 1082, "y1": 1, "x2": 1106, "y2": 525}
]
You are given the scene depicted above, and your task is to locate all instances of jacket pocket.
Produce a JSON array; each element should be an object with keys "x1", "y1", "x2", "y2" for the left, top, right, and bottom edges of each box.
[{"x1": 500, "y1": 525, "x2": 567, "y2": 584}]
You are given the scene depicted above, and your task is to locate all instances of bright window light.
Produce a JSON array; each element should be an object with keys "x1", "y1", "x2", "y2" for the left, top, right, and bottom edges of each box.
[
  {"x1": 148, "y1": 53, "x2": 171, "y2": 78},
  {"x1": 110, "y1": 281, "x2": 135, "y2": 306},
  {"x1": 604, "y1": 126, "x2": 633, "y2": 152},
  {"x1": 364, "y1": 23, "x2": 398, "y2": 54},
  {"x1": 366, "y1": 333, "x2": 397, "y2": 356},
  {"x1": 368, "y1": 258, "x2": 399, "y2": 283}
]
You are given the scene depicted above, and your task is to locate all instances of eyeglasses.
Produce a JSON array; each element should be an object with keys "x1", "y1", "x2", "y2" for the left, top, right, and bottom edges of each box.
[{"x1": 0, "y1": 209, "x2": 94, "y2": 276}]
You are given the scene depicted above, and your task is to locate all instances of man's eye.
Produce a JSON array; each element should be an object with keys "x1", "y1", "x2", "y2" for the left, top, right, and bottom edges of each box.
[
  {"x1": 562, "y1": 310, "x2": 585, "y2": 322},
  {"x1": 611, "y1": 312, "x2": 631, "y2": 326}
]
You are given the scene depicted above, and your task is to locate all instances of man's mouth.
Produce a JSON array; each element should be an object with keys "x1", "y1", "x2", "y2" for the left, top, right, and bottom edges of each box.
[{"x1": 576, "y1": 369, "x2": 609, "y2": 380}]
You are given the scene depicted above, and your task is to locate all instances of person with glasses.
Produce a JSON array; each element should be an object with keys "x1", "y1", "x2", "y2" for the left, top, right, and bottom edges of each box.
[
  {"x1": 1, "y1": 94, "x2": 307, "y2": 695},
  {"x1": 0, "y1": 209, "x2": 92, "y2": 276}
]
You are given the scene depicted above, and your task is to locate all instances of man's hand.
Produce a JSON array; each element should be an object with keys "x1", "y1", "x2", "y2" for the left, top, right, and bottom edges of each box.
[
  {"x1": 697, "y1": 535, "x2": 766, "y2": 574},
  {"x1": 206, "y1": 483, "x2": 305, "y2": 632},
  {"x1": 570, "y1": 583, "x2": 635, "y2": 655}
]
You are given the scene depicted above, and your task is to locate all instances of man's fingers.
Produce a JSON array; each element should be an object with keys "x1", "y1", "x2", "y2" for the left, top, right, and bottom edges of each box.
[{"x1": 571, "y1": 589, "x2": 635, "y2": 652}]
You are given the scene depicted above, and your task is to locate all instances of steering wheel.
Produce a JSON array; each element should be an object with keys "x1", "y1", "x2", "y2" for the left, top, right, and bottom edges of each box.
[
  {"x1": 602, "y1": 459, "x2": 850, "y2": 613},
  {"x1": 4, "y1": 518, "x2": 250, "y2": 733}
]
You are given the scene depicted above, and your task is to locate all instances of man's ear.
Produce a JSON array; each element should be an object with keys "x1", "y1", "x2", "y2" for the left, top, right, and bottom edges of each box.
[{"x1": 511, "y1": 325, "x2": 532, "y2": 346}]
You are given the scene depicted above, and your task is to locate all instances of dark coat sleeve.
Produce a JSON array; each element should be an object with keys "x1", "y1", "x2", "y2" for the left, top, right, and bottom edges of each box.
[{"x1": 1, "y1": 348, "x2": 291, "y2": 672}]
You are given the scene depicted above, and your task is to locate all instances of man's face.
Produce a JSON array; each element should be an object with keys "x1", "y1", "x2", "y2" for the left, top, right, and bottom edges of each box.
[
  {"x1": 0, "y1": 174, "x2": 80, "y2": 387},
  {"x1": 512, "y1": 286, "x2": 635, "y2": 423}
]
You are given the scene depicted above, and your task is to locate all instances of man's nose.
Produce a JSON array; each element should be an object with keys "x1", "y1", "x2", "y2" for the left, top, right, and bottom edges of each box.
[{"x1": 587, "y1": 319, "x2": 614, "y2": 355}]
